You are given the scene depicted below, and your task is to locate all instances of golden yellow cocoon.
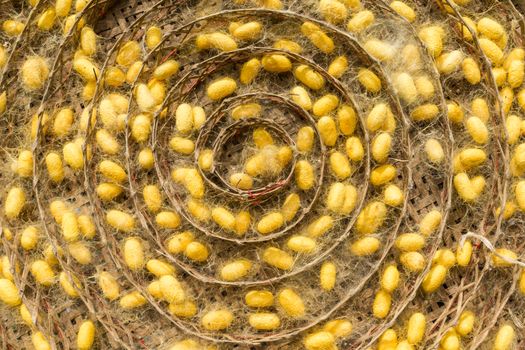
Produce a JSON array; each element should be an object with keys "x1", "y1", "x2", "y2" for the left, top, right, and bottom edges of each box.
[
  {"x1": 61, "y1": 211, "x2": 80, "y2": 242},
  {"x1": 14, "y1": 150, "x2": 33, "y2": 177},
  {"x1": 384, "y1": 184, "x2": 404, "y2": 207},
  {"x1": 419, "y1": 210, "x2": 442, "y2": 237},
  {"x1": 491, "y1": 248, "x2": 517, "y2": 267},
  {"x1": 411, "y1": 104, "x2": 439, "y2": 122},
  {"x1": 296, "y1": 127, "x2": 314, "y2": 153},
  {"x1": 234, "y1": 211, "x2": 251, "y2": 236},
  {"x1": 318, "y1": 261, "x2": 337, "y2": 291},
  {"x1": 184, "y1": 241, "x2": 209, "y2": 262},
  {"x1": 446, "y1": 102, "x2": 464, "y2": 124},
  {"x1": 347, "y1": 10, "x2": 374, "y2": 33},
  {"x1": 104, "y1": 67, "x2": 125, "y2": 87},
  {"x1": 175, "y1": 103, "x2": 193, "y2": 134},
  {"x1": 20, "y1": 303, "x2": 35, "y2": 326},
  {"x1": 145, "y1": 26, "x2": 162, "y2": 50},
  {"x1": 96, "y1": 183, "x2": 123, "y2": 201},
  {"x1": 52, "y1": 108, "x2": 74, "y2": 137},
  {"x1": 160, "y1": 274, "x2": 185, "y2": 304},
  {"x1": 287, "y1": 235, "x2": 316, "y2": 253},
  {"x1": 231, "y1": 21, "x2": 262, "y2": 40},
  {"x1": 278, "y1": 288, "x2": 305, "y2": 317},
  {"x1": 80, "y1": 27, "x2": 97, "y2": 56},
  {"x1": 400, "y1": 251, "x2": 425, "y2": 272},
  {"x1": 187, "y1": 199, "x2": 210, "y2": 222},
  {"x1": 433, "y1": 249, "x2": 456, "y2": 268},
  {"x1": 493, "y1": 324, "x2": 515, "y2": 350},
  {"x1": 37, "y1": 8, "x2": 56, "y2": 31},
  {"x1": 414, "y1": 75, "x2": 435, "y2": 100},
  {"x1": 294, "y1": 65, "x2": 325, "y2": 91},
  {"x1": 350, "y1": 237, "x2": 380, "y2": 256},
  {"x1": 146, "y1": 259, "x2": 175, "y2": 278},
  {"x1": 390, "y1": 1, "x2": 416, "y2": 22},
  {"x1": 371, "y1": 132, "x2": 392, "y2": 163},
  {"x1": 20, "y1": 226, "x2": 39, "y2": 251},
  {"x1": 138, "y1": 148, "x2": 154, "y2": 170},
  {"x1": 142, "y1": 184, "x2": 161, "y2": 212},
  {"x1": 98, "y1": 271, "x2": 120, "y2": 300},
  {"x1": 366, "y1": 103, "x2": 388, "y2": 131},
  {"x1": 358, "y1": 68, "x2": 382, "y2": 94},
  {"x1": 371, "y1": 164, "x2": 396, "y2": 186},
  {"x1": 395, "y1": 233, "x2": 425, "y2": 252},
  {"x1": 220, "y1": 259, "x2": 252, "y2": 281},
  {"x1": 422, "y1": 264, "x2": 447, "y2": 293},
  {"x1": 5, "y1": 187, "x2": 26, "y2": 219},
  {"x1": 300, "y1": 21, "x2": 334, "y2": 54},
  {"x1": 196, "y1": 32, "x2": 237, "y2": 52},
  {"x1": 257, "y1": 212, "x2": 284, "y2": 235},
  {"x1": 380, "y1": 265, "x2": 399, "y2": 293},
  {"x1": 31, "y1": 260, "x2": 55, "y2": 286},
  {"x1": 59, "y1": 271, "x2": 81, "y2": 297},
  {"x1": 73, "y1": 57, "x2": 100, "y2": 81},
  {"x1": 304, "y1": 215, "x2": 333, "y2": 238},
  {"x1": 211, "y1": 207, "x2": 236, "y2": 231},
  {"x1": 2, "y1": 20, "x2": 25, "y2": 36},
  {"x1": 507, "y1": 59, "x2": 524, "y2": 89},
  {"x1": 123, "y1": 238, "x2": 144, "y2": 270},
  {"x1": 96, "y1": 129, "x2": 120, "y2": 155},
  {"x1": 418, "y1": 26, "x2": 444, "y2": 57},
  {"x1": 245, "y1": 290, "x2": 273, "y2": 308},
  {"x1": 477, "y1": 17, "x2": 505, "y2": 40},
  {"x1": 303, "y1": 331, "x2": 335, "y2": 350},
  {"x1": 274, "y1": 39, "x2": 302, "y2": 53},
  {"x1": 106, "y1": 210, "x2": 135, "y2": 232},
  {"x1": 153, "y1": 211, "x2": 180, "y2": 231},
  {"x1": 69, "y1": 241, "x2": 92, "y2": 265},
  {"x1": 437, "y1": 50, "x2": 464, "y2": 75},
  {"x1": 364, "y1": 39, "x2": 395, "y2": 62},
  {"x1": 294, "y1": 160, "x2": 315, "y2": 190},
  {"x1": 153, "y1": 60, "x2": 180, "y2": 80},
  {"x1": 119, "y1": 291, "x2": 146, "y2": 309},
  {"x1": 21, "y1": 56, "x2": 49, "y2": 90},
  {"x1": 239, "y1": 58, "x2": 261, "y2": 85},
  {"x1": 346, "y1": 136, "x2": 365, "y2": 162},
  {"x1": 168, "y1": 300, "x2": 197, "y2": 318},
  {"x1": 327, "y1": 56, "x2": 348, "y2": 79},
  {"x1": 55, "y1": 0, "x2": 73, "y2": 17},
  {"x1": 201, "y1": 309, "x2": 233, "y2": 331},
  {"x1": 461, "y1": 57, "x2": 481, "y2": 85},
  {"x1": 313, "y1": 94, "x2": 339, "y2": 117},
  {"x1": 406, "y1": 312, "x2": 426, "y2": 344},
  {"x1": 424, "y1": 139, "x2": 444, "y2": 164},
  {"x1": 116, "y1": 41, "x2": 141, "y2": 67},
  {"x1": 393, "y1": 72, "x2": 418, "y2": 104},
  {"x1": 135, "y1": 83, "x2": 156, "y2": 112},
  {"x1": 63, "y1": 14, "x2": 86, "y2": 35},
  {"x1": 479, "y1": 38, "x2": 503, "y2": 65},
  {"x1": 77, "y1": 320, "x2": 95, "y2": 350},
  {"x1": 248, "y1": 313, "x2": 280, "y2": 331},
  {"x1": 318, "y1": 0, "x2": 347, "y2": 24},
  {"x1": 454, "y1": 172, "x2": 484, "y2": 202},
  {"x1": 263, "y1": 247, "x2": 293, "y2": 270},
  {"x1": 356, "y1": 201, "x2": 387, "y2": 235},
  {"x1": 98, "y1": 160, "x2": 127, "y2": 183},
  {"x1": 31, "y1": 331, "x2": 51, "y2": 350},
  {"x1": 207, "y1": 77, "x2": 237, "y2": 100},
  {"x1": 455, "y1": 310, "x2": 475, "y2": 336},
  {"x1": 228, "y1": 172, "x2": 252, "y2": 190},
  {"x1": 322, "y1": 319, "x2": 352, "y2": 339},
  {"x1": 337, "y1": 105, "x2": 356, "y2": 136},
  {"x1": 373, "y1": 290, "x2": 391, "y2": 319},
  {"x1": 0, "y1": 278, "x2": 21, "y2": 306}
]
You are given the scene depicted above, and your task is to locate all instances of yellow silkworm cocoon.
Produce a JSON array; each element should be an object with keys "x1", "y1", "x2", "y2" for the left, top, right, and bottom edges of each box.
[
  {"x1": 320, "y1": 261, "x2": 336, "y2": 291},
  {"x1": 364, "y1": 39, "x2": 395, "y2": 62},
  {"x1": 356, "y1": 201, "x2": 387, "y2": 235},
  {"x1": 419, "y1": 210, "x2": 442, "y2": 237},
  {"x1": 55, "y1": 0, "x2": 72, "y2": 16},
  {"x1": 2, "y1": 20, "x2": 25, "y2": 36},
  {"x1": 278, "y1": 288, "x2": 305, "y2": 317},
  {"x1": 274, "y1": 39, "x2": 302, "y2": 53},
  {"x1": 77, "y1": 320, "x2": 95, "y2": 350},
  {"x1": 145, "y1": 26, "x2": 162, "y2": 50},
  {"x1": 123, "y1": 238, "x2": 144, "y2": 270},
  {"x1": 322, "y1": 320, "x2": 352, "y2": 339},
  {"x1": 491, "y1": 67, "x2": 507, "y2": 87},
  {"x1": 98, "y1": 160, "x2": 127, "y2": 183},
  {"x1": 318, "y1": 0, "x2": 347, "y2": 24},
  {"x1": 138, "y1": 148, "x2": 154, "y2": 170},
  {"x1": 119, "y1": 291, "x2": 146, "y2": 309},
  {"x1": 187, "y1": 199, "x2": 210, "y2": 222},
  {"x1": 454, "y1": 172, "x2": 484, "y2": 202},
  {"x1": 414, "y1": 75, "x2": 435, "y2": 100},
  {"x1": 231, "y1": 103, "x2": 261, "y2": 120},
  {"x1": 367, "y1": 103, "x2": 388, "y2": 131},
  {"x1": 346, "y1": 136, "x2": 364, "y2": 161},
  {"x1": 400, "y1": 251, "x2": 426, "y2": 272},
  {"x1": 371, "y1": 164, "x2": 396, "y2": 186},
  {"x1": 303, "y1": 332, "x2": 335, "y2": 350},
  {"x1": 418, "y1": 26, "x2": 445, "y2": 57},
  {"x1": 196, "y1": 32, "x2": 237, "y2": 52},
  {"x1": 424, "y1": 139, "x2": 444, "y2": 164},
  {"x1": 21, "y1": 56, "x2": 49, "y2": 90},
  {"x1": 395, "y1": 233, "x2": 425, "y2": 252},
  {"x1": 20, "y1": 303, "x2": 35, "y2": 326},
  {"x1": 421, "y1": 264, "x2": 447, "y2": 293},
  {"x1": 437, "y1": 50, "x2": 464, "y2": 75},
  {"x1": 168, "y1": 300, "x2": 197, "y2": 318},
  {"x1": 504, "y1": 48, "x2": 525, "y2": 70},
  {"x1": 462, "y1": 57, "x2": 481, "y2": 85},
  {"x1": 330, "y1": 152, "x2": 351, "y2": 179},
  {"x1": 169, "y1": 137, "x2": 195, "y2": 155},
  {"x1": 393, "y1": 72, "x2": 418, "y2": 104},
  {"x1": 373, "y1": 290, "x2": 392, "y2": 319},
  {"x1": 447, "y1": 102, "x2": 464, "y2": 124},
  {"x1": 253, "y1": 128, "x2": 274, "y2": 148},
  {"x1": 240, "y1": 58, "x2": 261, "y2": 84},
  {"x1": 515, "y1": 180, "x2": 525, "y2": 211},
  {"x1": 135, "y1": 83, "x2": 156, "y2": 112},
  {"x1": 372, "y1": 133, "x2": 392, "y2": 163},
  {"x1": 198, "y1": 149, "x2": 214, "y2": 172},
  {"x1": 184, "y1": 241, "x2": 209, "y2": 262},
  {"x1": 457, "y1": 16, "x2": 476, "y2": 41},
  {"x1": 73, "y1": 57, "x2": 100, "y2": 81},
  {"x1": 491, "y1": 248, "x2": 517, "y2": 267},
  {"x1": 378, "y1": 329, "x2": 398, "y2": 350},
  {"x1": 50, "y1": 200, "x2": 67, "y2": 224},
  {"x1": 297, "y1": 127, "x2": 314, "y2": 153},
  {"x1": 433, "y1": 248, "x2": 456, "y2": 268},
  {"x1": 21, "y1": 226, "x2": 39, "y2": 251},
  {"x1": 231, "y1": 21, "x2": 262, "y2": 40},
  {"x1": 106, "y1": 210, "x2": 135, "y2": 232},
  {"x1": 477, "y1": 17, "x2": 505, "y2": 40},
  {"x1": 5, "y1": 187, "x2": 26, "y2": 219},
  {"x1": 229, "y1": 172, "x2": 253, "y2": 190},
  {"x1": 201, "y1": 310, "x2": 233, "y2": 330},
  {"x1": 479, "y1": 38, "x2": 503, "y2": 65},
  {"x1": 466, "y1": 116, "x2": 488, "y2": 144},
  {"x1": 313, "y1": 94, "x2": 339, "y2": 117},
  {"x1": 458, "y1": 148, "x2": 486, "y2": 169},
  {"x1": 384, "y1": 184, "x2": 404, "y2": 207},
  {"x1": 211, "y1": 207, "x2": 236, "y2": 231},
  {"x1": 235, "y1": 211, "x2": 251, "y2": 236},
  {"x1": 350, "y1": 237, "x2": 380, "y2": 256},
  {"x1": 167, "y1": 232, "x2": 194, "y2": 255},
  {"x1": 358, "y1": 68, "x2": 382, "y2": 93},
  {"x1": 0, "y1": 278, "x2": 21, "y2": 306},
  {"x1": 506, "y1": 115, "x2": 521, "y2": 145},
  {"x1": 153, "y1": 60, "x2": 180, "y2": 80},
  {"x1": 500, "y1": 86, "x2": 514, "y2": 115},
  {"x1": 59, "y1": 272, "x2": 81, "y2": 297},
  {"x1": 338, "y1": 105, "x2": 357, "y2": 135},
  {"x1": 456, "y1": 310, "x2": 475, "y2": 336},
  {"x1": 159, "y1": 274, "x2": 185, "y2": 303},
  {"x1": 31, "y1": 260, "x2": 55, "y2": 286},
  {"x1": 326, "y1": 182, "x2": 346, "y2": 213},
  {"x1": 380, "y1": 265, "x2": 399, "y2": 293},
  {"x1": 146, "y1": 259, "x2": 175, "y2": 277},
  {"x1": 305, "y1": 215, "x2": 333, "y2": 238},
  {"x1": 96, "y1": 183, "x2": 122, "y2": 201},
  {"x1": 440, "y1": 329, "x2": 460, "y2": 350},
  {"x1": 143, "y1": 185, "x2": 162, "y2": 212},
  {"x1": 287, "y1": 235, "x2": 316, "y2": 253},
  {"x1": 294, "y1": 65, "x2": 325, "y2": 90},
  {"x1": 126, "y1": 61, "x2": 143, "y2": 83},
  {"x1": 98, "y1": 272, "x2": 119, "y2": 300},
  {"x1": 328, "y1": 56, "x2": 348, "y2": 78},
  {"x1": 53, "y1": 108, "x2": 74, "y2": 137},
  {"x1": 14, "y1": 150, "x2": 33, "y2": 177},
  {"x1": 281, "y1": 193, "x2": 301, "y2": 222},
  {"x1": 347, "y1": 10, "x2": 374, "y2": 33},
  {"x1": 411, "y1": 104, "x2": 439, "y2": 122},
  {"x1": 80, "y1": 27, "x2": 97, "y2": 56},
  {"x1": 220, "y1": 259, "x2": 252, "y2": 281},
  {"x1": 300, "y1": 21, "x2": 334, "y2": 54},
  {"x1": 31, "y1": 332, "x2": 51, "y2": 350},
  {"x1": 407, "y1": 312, "x2": 426, "y2": 344},
  {"x1": 37, "y1": 8, "x2": 56, "y2": 31},
  {"x1": 456, "y1": 240, "x2": 472, "y2": 267},
  {"x1": 116, "y1": 41, "x2": 141, "y2": 67},
  {"x1": 62, "y1": 211, "x2": 81, "y2": 242},
  {"x1": 493, "y1": 325, "x2": 515, "y2": 350},
  {"x1": 245, "y1": 290, "x2": 274, "y2": 308},
  {"x1": 257, "y1": 212, "x2": 284, "y2": 235},
  {"x1": 263, "y1": 247, "x2": 293, "y2": 270},
  {"x1": 155, "y1": 211, "x2": 181, "y2": 230},
  {"x1": 104, "y1": 67, "x2": 125, "y2": 87},
  {"x1": 295, "y1": 160, "x2": 315, "y2": 190},
  {"x1": 390, "y1": 1, "x2": 416, "y2": 22},
  {"x1": 248, "y1": 313, "x2": 280, "y2": 331},
  {"x1": 96, "y1": 129, "x2": 120, "y2": 155},
  {"x1": 63, "y1": 14, "x2": 86, "y2": 35},
  {"x1": 207, "y1": 77, "x2": 237, "y2": 100}
]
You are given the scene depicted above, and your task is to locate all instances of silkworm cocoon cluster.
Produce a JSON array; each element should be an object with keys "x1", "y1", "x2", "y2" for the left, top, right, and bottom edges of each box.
[
  {"x1": 21, "y1": 226, "x2": 39, "y2": 250},
  {"x1": 59, "y1": 272, "x2": 81, "y2": 297},
  {"x1": 31, "y1": 260, "x2": 55, "y2": 286},
  {"x1": 2, "y1": 20, "x2": 25, "y2": 36},
  {"x1": 346, "y1": 136, "x2": 365, "y2": 161},
  {"x1": 390, "y1": 1, "x2": 416, "y2": 22},
  {"x1": 98, "y1": 271, "x2": 120, "y2": 300},
  {"x1": 119, "y1": 291, "x2": 146, "y2": 309},
  {"x1": 187, "y1": 199, "x2": 211, "y2": 222},
  {"x1": 248, "y1": 313, "x2": 280, "y2": 331},
  {"x1": 207, "y1": 77, "x2": 237, "y2": 100},
  {"x1": 380, "y1": 265, "x2": 399, "y2": 293},
  {"x1": 159, "y1": 274, "x2": 185, "y2": 303},
  {"x1": 77, "y1": 320, "x2": 95, "y2": 350},
  {"x1": 263, "y1": 247, "x2": 293, "y2": 270},
  {"x1": 145, "y1": 26, "x2": 162, "y2": 49},
  {"x1": 14, "y1": 150, "x2": 33, "y2": 177},
  {"x1": 196, "y1": 32, "x2": 237, "y2": 52},
  {"x1": 300, "y1": 22, "x2": 334, "y2": 54},
  {"x1": 257, "y1": 212, "x2": 284, "y2": 234},
  {"x1": 303, "y1": 332, "x2": 335, "y2": 350},
  {"x1": 491, "y1": 248, "x2": 517, "y2": 267},
  {"x1": 350, "y1": 237, "x2": 380, "y2": 256},
  {"x1": 294, "y1": 65, "x2": 325, "y2": 90},
  {"x1": 411, "y1": 104, "x2": 439, "y2": 122},
  {"x1": 138, "y1": 148, "x2": 154, "y2": 170},
  {"x1": 421, "y1": 264, "x2": 447, "y2": 293},
  {"x1": 31, "y1": 332, "x2": 51, "y2": 350},
  {"x1": 363, "y1": 39, "x2": 395, "y2": 62},
  {"x1": 418, "y1": 26, "x2": 445, "y2": 57},
  {"x1": 479, "y1": 38, "x2": 503, "y2": 65},
  {"x1": 455, "y1": 240, "x2": 472, "y2": 267},
  {"x1": 433, "y1": 249, "x2": 456, "y2": 268},
  {"x1": 287, "y1": 235, "x2": 316, "y2": 253},
  {"x1": 493, "y1": 324, "x2": 515, "y2": 350},
  {"x1": 358, "y1": 68, "x2": 382, "y2": 93},
  {"x1": 21, "y1": 56, "x2": 49, "y2": 90},
  {"x1": 184, "y1": 241, "x2": 209, "y2": 262},
  {"x1": 201, "y1": 310, "x2": 233, "y2": 330},
  {"x1": 356, "y1": 201, "x2": 387, "y2": 234},
  {"x1": 456, "y1": 310, "x2": 475, "y2": 336},
  {"x1": 327, "y1": 56, "x2": 348, "y2": 78},
  {"x1": 63, "y1": 141, "x2": 84, "y2": 170},
  {"x1": 220, "y1": 259, "x2": 252, "y2": 281},
  {"x1": 437, "y1": 50, "x2": 464, "y2": 75},
  {"x1": 106, "y1": 210, "x2": 135, "y2": 232},
  {"x1": 347, "y1": 10, "x2": 374, "y2": 33},
  {"x1": 5, "y1": 187, "x2": 26, "y2": 219},
  {"x1": 373, "y1": 289, "x2": 392, "y2": 319},
  {"x1": 240, "y1": 58, "x2": 261, "y2": 84},
  {"x1": 400, "y1": 251, "x2": 426, "y2": 272},
  {"x1": 454, "y1": 172, "x2": 485, "y2": 201},
  {"x1": 0, "y1": 278, "x2": 21, "y2": 306},
  {"x1": 393, "y1": 72, "x2": 418, "y2": 104},
  {"x1": 73, "y1": 57, "x2": 100, "y2": 81},
  {"x1": 370, "y1": 164, "x2": 396, "y2": 186}
]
